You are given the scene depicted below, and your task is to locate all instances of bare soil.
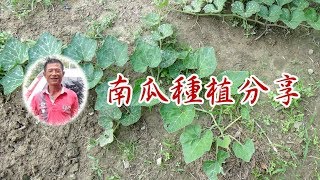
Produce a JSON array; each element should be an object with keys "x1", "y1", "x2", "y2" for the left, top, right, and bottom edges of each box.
[{"x1": 0, "y1": 0, "x2": 319, "y2": 179}]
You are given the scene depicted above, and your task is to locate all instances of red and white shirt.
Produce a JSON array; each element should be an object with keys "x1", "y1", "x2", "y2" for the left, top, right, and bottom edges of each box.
[{"x1": 31, "y1": 86, "x2": 79, "y2": 126}]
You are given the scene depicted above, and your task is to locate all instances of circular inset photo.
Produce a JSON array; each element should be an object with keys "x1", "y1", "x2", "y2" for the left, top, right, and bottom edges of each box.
[{"x1": 23, "y1": 55, "x2": 88, "y2": 126}]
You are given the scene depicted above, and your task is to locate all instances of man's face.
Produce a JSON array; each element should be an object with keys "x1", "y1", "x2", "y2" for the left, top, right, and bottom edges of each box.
[{"x1": 44, "y1": 63, "x2": 64, "y2": 86}]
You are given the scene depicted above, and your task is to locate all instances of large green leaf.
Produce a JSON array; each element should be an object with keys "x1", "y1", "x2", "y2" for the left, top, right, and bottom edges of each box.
[
  {"x1": 0, "y1": 65, "x2": 24, "y2": 95},
  {"x1": 159, "y1": 49, "x2": 179, "y2": 68},
  {"x1": 81, "y1": 63, "x2": 103, "y2": 89},
  {"x1": 258, "y1": 5, "x2": 283, "y2": 22},
  {"x1": 119, "y1": 106, "x2": 142, "y2": 126},
  {"x1": 0, "y1": 38, "x2": 28, "y2": 71},
  {"x1": 160, "y1": 103, "x2": 195, "y2": 133},
  {"x1": 131, "y1": 78, "x2": 160, "y2": 106},
  {"x1": 203, "y1": 0, "x2": 227, "y2": 13},
  {"x1": 183, "y1": 47, "x2": 217, "y2": 78},
  {"x1": 97, "y1": 35, "x2": 128, "y2": 69},
  {"x1": 217, "y1": 70, "x2": 249, "y2": 95},
  {"x1": 280, "y1": 8, "x2": 305, "y2": 29},
  {"x1": 63, "y1": 33, "x2": 97, "y2": 63},
  {"x1": 28, "y1": 32, "x2": 62, "y2": 64},
  {"x1": 232, "y1": 139, "x2": 255, "y2": 162},
  {"x1": 203, "y1": 150, "x2": 229, "y2": 180},
  {"x1": 130, "y1": 40, "x2": 162, "y2": 73},
  {"x1": 142, "y1": 13, "x2": 161, "y2": 27},
  {"x1": 95, "y1": 81, "x2": 122, "y2": 120},
  {"x1": 276, "y1": 0, "x2": 293, "y2": 6},
  {"x1": 97, "y1": 129, "x2": 114, "y2": 147},
  {"x1": 180, "y1": 124, "x2": 213, "y2": 163},
  {"x1": 231, "y1": 1, "x2": 260, "y2": 18},
  {"x1": 305, "y1": 8, "x2": 320, "y2": 30}
]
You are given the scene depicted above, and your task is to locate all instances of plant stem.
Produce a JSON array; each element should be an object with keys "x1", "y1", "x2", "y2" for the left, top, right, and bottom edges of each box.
[
  {"x1": 195, "y1": 107, "x2": 224, "y2": 136},
  {"x1": 229, "y1": 135, "x2": 242, "y2": 145},
  {"x1": 255, "y1": 120, "x2": 278, "y2": 153},
  {"x1": 224, "y1": 116, "x2": 241, "y2": 131}
]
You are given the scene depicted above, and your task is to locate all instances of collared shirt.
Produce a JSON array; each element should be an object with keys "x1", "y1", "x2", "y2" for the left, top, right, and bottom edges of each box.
[{"x1": 31, "y1": 86, "x2": 79, "y2": 126}]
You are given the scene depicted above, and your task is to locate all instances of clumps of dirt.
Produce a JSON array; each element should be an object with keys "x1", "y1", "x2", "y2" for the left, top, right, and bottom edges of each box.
[{"x1": 0, "y1": 90, "x2": 102, "y2": 179}]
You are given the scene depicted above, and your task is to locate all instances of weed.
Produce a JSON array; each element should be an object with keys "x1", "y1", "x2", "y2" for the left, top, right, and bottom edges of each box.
[
  {"x1": 88, "y1": 154, "x2": 104, "y2": 179},
  {"x1": 267, "y1": 157, "x2": 296, "y2": 176},
  {"x1": 2, "y1": 0, "x2": 62, "y2": 18},
  {"x1": 119, "y1": 140, "x2": 137, "y2": 161},
  {"x1": 160, "y1": 139, "x2": 177, "y2": 162},
  {"x1": 86, "y1": 13, "x2": 117, "y2": 40}
]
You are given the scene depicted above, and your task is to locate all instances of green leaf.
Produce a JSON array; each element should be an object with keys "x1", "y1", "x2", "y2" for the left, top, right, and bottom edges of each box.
[
  {"x1": 159, "y1": 49, "x2": 179, "y2": 68},
  {"x1": 160, "y1": 103, "x2": 195, "y2": 133},
  {"x1": 276, "y1": 0, "x2": 293, "y2": 6},
  {"x1": 217, "y1": 70, "x2": 249, "y2": 95},
  {"x1": 305, "y1": 8, "x2": 320, "y2": 30},
  {"x1": 254, "y1": 0, "x2": 275, "y2": 6},
  {"x1": 154, "y1": 0, "x2": 169, "y2": 8},
  {"x1": 131, "y1": 78, "x2": 160, "y2": 106},
  {"x1": 258, "y1": 5, "x2": 282, "y2": 22},
  {"x1": 97, "y1": 129, "x2": 114, "y2": 147},
  {"x1": 168, "y1": 60, "x2": 187, "y2": 78},
  {"x1": 158, "y1": 24, "x2": 174, "y2": 39},
  {"x1": 97, "y1": 35, "x2": 128, "y2": 69},
  {"x1": 231, "y1": 1, "x2": 260, "y2": 18},
  {"x1": 232, "y1": 139, "x2": 255, "y2": 162},
  {"x1": 142, "y1": 13, "x2": 161, "y2": 27},
  {"x1": 98, "y1": 116, "x2": 113, "y2": 129},
  {"x1": 216, "y1": 150, "x2": 230, "y2": 164},
  {"x1": 305, "y1": 8, "x2": 318, "y2": 23},
  {"x1": 28, "y1": 32, "x2": 62, "y2": 64},
  {"x1": 280, "y1": 9, "x2": 305, "y2": 29},
  {"x1": 203, "y1": 150, "x2": 229, "y2": 180},
  {"x1": 63, "y1": 33, "x2": 97, "y2": 63},
  {"x1": 130, "y1": 40, "x2": 162, "y2": 73},
  {"x1": 0, "y1": 38, "x2": 28, "y2": 71},
  {"x1": 183, "y1": 47, "x2": 217, "y2": 78},
  {"x1": 183, "y1": 0, "x2": 205, "y2": 13},
  {"x1": 119, "y1": 106, "x2": 142, "y2": 126},
  {"x1": 293, "y1": 0, "x2": 309, "y2": 10},
  {"x1": 203, "y1": 161, "x2": 222, "y2": 180},
  {"x1": 81, "y1": 63, "x2": 103, "y2": 89},
  {"x1": 0, "y1": 65, "x2": 24, "y2": 95},
  {"x1": 240, "y1": 105, "x2": 250, "y2": 120},
  {"x1": 216, "y1": 135, "x2": 231, "y2": 149},
  {"x1": 203, "y1": 0, "x2": 227, "y2": 13},
  {"x1": 180, "y1": 124, "x2": 213, "y2": 163},
  {"x1": 95, "y1": 81, "x2": 122, "y2": 120}
]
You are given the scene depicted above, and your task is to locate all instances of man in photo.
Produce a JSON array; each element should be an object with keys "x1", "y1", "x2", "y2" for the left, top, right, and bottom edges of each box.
[{"x1": 30, "y1": 58, "x2": 79, "y2": 126}]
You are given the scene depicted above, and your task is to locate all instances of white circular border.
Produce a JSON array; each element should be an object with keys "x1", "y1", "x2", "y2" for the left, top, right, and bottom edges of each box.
[{"x1": 22, "y1": 55, "x2": 89, "y2": 126}]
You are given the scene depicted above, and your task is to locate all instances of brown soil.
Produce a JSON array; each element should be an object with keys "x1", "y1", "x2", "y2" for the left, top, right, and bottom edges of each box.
[{"x1": 0, "y1": 0, "x2": 319, "y2": 179}]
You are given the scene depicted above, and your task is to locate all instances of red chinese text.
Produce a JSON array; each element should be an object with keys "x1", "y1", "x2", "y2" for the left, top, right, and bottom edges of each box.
[
  {"x1": 274, "y1": 73, "x2": 300, "y2": 108},
  {"x1": 237, "y1": 75, "x2": 270, "y2": 106},
  {"x1": 107, "y1": 73, "x2": 132, "y2": 107},
  {"x1": 139, "y1": 76, "x2": 170, "y2": 104},
  {"x1": 204, "y1": 76, "x2": 235, "y2": 107}
]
